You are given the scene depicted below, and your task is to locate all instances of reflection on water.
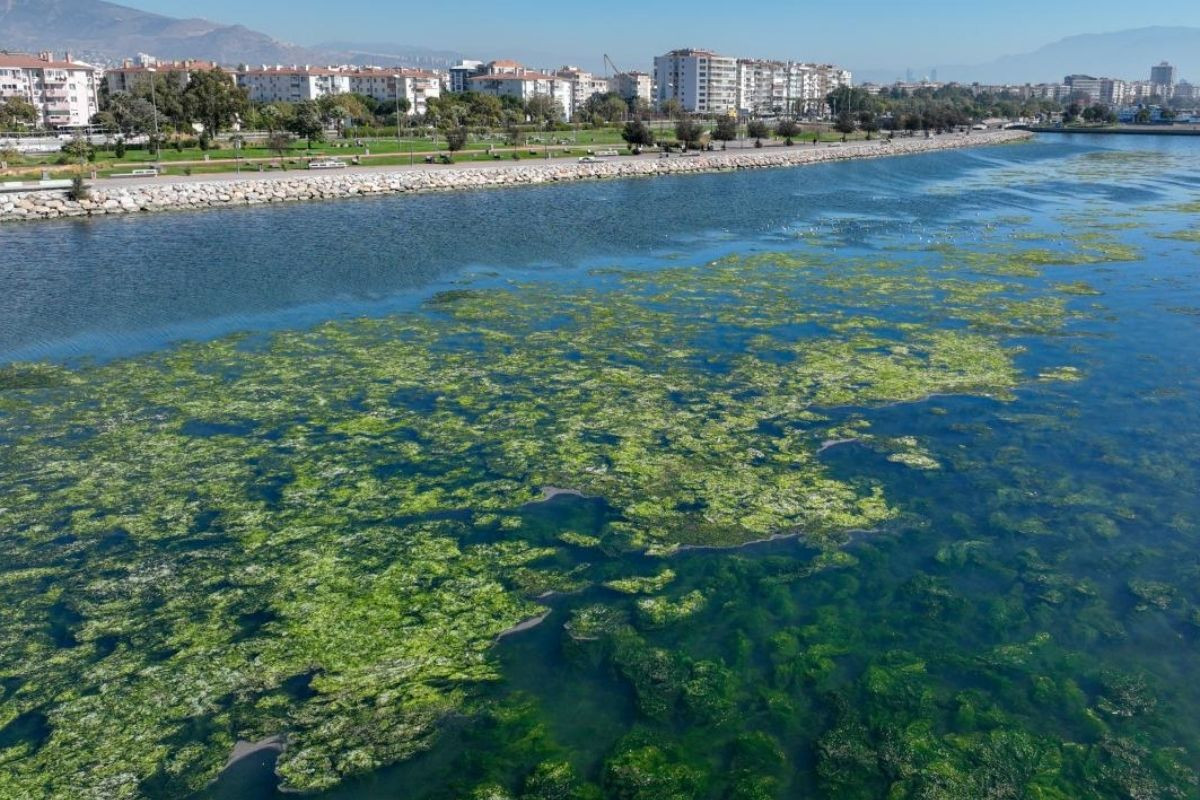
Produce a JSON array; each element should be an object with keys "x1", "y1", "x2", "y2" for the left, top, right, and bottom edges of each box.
[{"x1": 2, "y1": 134, "x2": 1200, "y2": 799}]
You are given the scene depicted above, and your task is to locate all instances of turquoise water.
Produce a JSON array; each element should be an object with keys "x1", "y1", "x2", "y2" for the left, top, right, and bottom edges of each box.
[{"x1": 1, "y1": 134, "x2": 1200, "y2": 799}]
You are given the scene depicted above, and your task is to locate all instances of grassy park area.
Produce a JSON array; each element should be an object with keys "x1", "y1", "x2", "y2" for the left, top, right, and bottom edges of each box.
[{"x1": 1, "y1": 123, "x2": 874, "y2": 181}]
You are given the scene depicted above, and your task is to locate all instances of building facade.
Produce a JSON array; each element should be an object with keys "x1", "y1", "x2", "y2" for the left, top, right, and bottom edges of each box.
[
  {"x1": 1150, "y1": 61, "x2": 1177, "y2": 96},
  {"x1": 0, "y1": 51, "x2": 99, "y2": 129},
  {"x1": 556, "y1": 66, "x2": 611, "y2": 116},
  {"x1": 734, "y1": 60, "x2": 851, "y2": 117},
  {"x1": 609, "y1": 71, "x2": 652, "y2": 105},
  {"x1": 105, "y1": 58, "x2": 219, "y2": 95},
  {"x1": 653, "y1": 49, "x2": 738, "y2": 114},
  {"x1": 448, "y1": 60, "x2": 484, "y2": 92},
  {"x1": 236, "y1": 67, "x2": 351, "y2": 103},
  {"x1": 345, "y1": 69, "x2": 441, "y2": 115},
  {"x1": 468, "y1": 61, "x2": 575, "y2": 119}
]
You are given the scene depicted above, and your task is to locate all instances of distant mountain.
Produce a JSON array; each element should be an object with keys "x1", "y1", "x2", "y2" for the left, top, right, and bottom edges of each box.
[
  {"x1": 934, "y1": 27, "x2": 1200, "y2": 85},
  {"x1": 314, "y1": 41, "x2": 461, "y2": 69},
  {"x1": 0, "y1": 0, "x2": 461, "y2": 67}
]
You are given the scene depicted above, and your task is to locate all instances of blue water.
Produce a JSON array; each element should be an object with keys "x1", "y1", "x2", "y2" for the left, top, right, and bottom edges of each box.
[
  {"x1": 3, "y1": 133, "x2": 1200, "y2": 800},
  {"x1": 0, "y1": 134, "x2": 1142, "y2": 365}
]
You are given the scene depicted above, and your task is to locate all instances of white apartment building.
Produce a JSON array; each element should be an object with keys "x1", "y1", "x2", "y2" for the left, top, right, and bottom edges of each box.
[
  {"x1": 653, "y1": 49, "x2": 738, "y2": 114},
  {"x1": 105, "y1": 58, "x2": 220, "y2": 94},
  {"x1": 736, "y1": 60, "x2": 852, "y2": 117},
  {"x1": 610, "y1": 71, "x2": 652, "y2": 105},
  {"x1": 0, "y1": 51, "x2": 99, "y2": 129},
  {"x1": 556, "y1": 66, "x2": 611, "y2": 115},
  {"x1": 468, "y1": 61, "x2": 575, "y2": 119},
  {"x1": 345, "y1": 69, "x2": 441, "y2": 115},
  {"x1": 236, "y1": 67, "x2": 351, "y2": 103}
]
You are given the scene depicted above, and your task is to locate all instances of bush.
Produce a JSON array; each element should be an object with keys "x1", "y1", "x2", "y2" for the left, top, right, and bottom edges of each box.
[
  {"x1": 754, "y1": 138, "x2": 763, "y2": 148},
  {"x1": 115, "y1": 139, "x2": 127, "y2": 158},
  {"x1": 67, "y1": 175, "x2": 89, "y2": 201}
]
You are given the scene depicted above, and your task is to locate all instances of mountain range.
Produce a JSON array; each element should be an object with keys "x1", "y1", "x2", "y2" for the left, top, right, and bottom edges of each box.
[
  {"x1": 0, "y1": 0, "x2": 461, "y2": 67},
  {"x1": 3, "y1": 0, "x2": 1198, "y2": 86},
  {"x1": 858, "y1": 26, "x2": 1200, "y2": 86}
]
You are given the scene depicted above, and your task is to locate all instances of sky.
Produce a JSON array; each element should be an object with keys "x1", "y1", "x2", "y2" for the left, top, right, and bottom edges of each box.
[{"x1": 120, "y1": 0, "x2": 1200, "y2": 77}]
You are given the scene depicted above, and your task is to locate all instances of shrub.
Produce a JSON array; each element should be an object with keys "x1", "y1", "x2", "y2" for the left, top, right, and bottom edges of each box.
[
  {"x1": 67, "y1": 175, "x2": 89, "y2": 201},
  {"x1": 114, "y1": 139, "x2": 127, "y2": 158}
]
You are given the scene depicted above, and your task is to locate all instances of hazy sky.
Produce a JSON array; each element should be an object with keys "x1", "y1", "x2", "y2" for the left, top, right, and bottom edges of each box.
[{"x1": 120, "y1": 0, "x2": 1200, "y2": 74}]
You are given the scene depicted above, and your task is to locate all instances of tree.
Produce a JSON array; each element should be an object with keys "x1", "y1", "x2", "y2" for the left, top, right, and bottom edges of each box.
[
  {"x1": 1, "y1": 96, "x2": 38, "y2": 128},
  {"x1": 582, "y1": 92, "x2": 629, "y2": 124},
  {"x1": 525, "y1": 95, "x2": 564, "y2": 127},
  {"x1": 859, "y1": 111, "x2": 880, "y2": 139},
  {"x1": 661, "y1": 98, "x2": 684, "y2": 119},
  {"x1": 91, "y1": 93, "x2": 162, "y2": 137},
  {"x1": 834, "y1": 111, "x2": 857, "y2": 136},
  {"x1": 621, "y1": 119, "x2": 654, "y2": 147},
  {"x1": 674, "y1": 118, "x2": 703, "y2": 148},
  {"x1": 746, "y1": 119, "x2": 771, "y2": 139},
  {"x1": 183, "y1": 68, "x2": 249, "y2": 135},
  {"x1": 286, "y1": 101, "x2": 325, "y2": 147},
  {"x1": 775, "y1": 120, "x2": 801, "y2": 140},
  {"x1": 258, "y1": 103, "x2": 289, "y2": 135},
  {"x1": 266, "y1": 132, "x2": 293, "y2": 162},
  {"x1": 318, "y1": 93, "x2": 369, "y2": 135},
  {"x1": 443, "y1": 125, "x2": 468, "y2": 152},
  {"x1": 712, "y1": 115, "x2": 738, "y2": 145}
]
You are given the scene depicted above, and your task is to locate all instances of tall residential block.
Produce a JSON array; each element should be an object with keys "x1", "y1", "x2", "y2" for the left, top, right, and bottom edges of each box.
[{"x1": 0, "y1": 51, "x2": 99, "y2": 129}]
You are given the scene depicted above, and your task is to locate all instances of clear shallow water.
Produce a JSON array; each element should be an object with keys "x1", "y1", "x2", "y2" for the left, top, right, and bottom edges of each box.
[{"x1": 2, "y1": 134, "x2": 1200, "y2": 799}]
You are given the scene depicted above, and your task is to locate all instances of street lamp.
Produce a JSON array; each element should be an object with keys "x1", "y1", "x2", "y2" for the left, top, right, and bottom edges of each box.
[
  {"x1": 394, "y1": 73, "x2": 404, "y2": 164},
  {"x1": 146, "y1": 66, "x2": 160, "y2": 163}
]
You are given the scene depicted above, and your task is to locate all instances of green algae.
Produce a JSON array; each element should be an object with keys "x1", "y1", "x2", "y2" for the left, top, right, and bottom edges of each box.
[{"x1": 0, "y1": 237, "x2": 1107, "y2": 797}]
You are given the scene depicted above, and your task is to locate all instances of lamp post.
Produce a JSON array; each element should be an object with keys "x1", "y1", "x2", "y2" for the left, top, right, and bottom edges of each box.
[
  {"x1": 394, "y1": 73, "x2": 403, "y2": 163},
  {"x1": 146, "y1": 67, "x2": 160, "y2": 164}
]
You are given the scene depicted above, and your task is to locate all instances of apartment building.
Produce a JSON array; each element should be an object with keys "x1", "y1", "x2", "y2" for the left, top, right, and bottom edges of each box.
[
  {"x1": 105, "y1": 58, "x2": 220, "y2": 94},
  {"x1": 609, "y1": 71, "x2": 652, "y2": 105},
  {"x1": 236, "y1": 67, "x2": 351, "y2": 103},
  {"x1": 734, "y1": 60, "x2": 849, "y2": 116},
  {"x1": 653, "y1": 49, "x2": 738, "y2": 114},
  {"x1": 0, "y1": 51, "x2": 99, "y2": 129},
  {"x1": 448, "y1": 60, "x2": 484, "y2": 92},
  {"x1": 344, "y1": 69, "x2": 441, "y2": 115},
  {"x1": 556, "y1": 66, "x2": 611, "y2": 115},
  {"x1": 468, "y1": 61, "x2": 575, "y2": 119},
  {"x1": 1064, "y1": 75, "x2": 1127, "y2": 106}
]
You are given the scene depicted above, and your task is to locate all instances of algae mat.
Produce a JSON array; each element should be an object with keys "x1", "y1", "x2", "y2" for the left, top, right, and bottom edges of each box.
[{"x1": 1, "y1": 135, "x2": 1199, "y2": 799}]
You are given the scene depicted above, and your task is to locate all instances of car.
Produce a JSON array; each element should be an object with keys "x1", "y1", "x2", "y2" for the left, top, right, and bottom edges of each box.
[{"x1": 578, "y1": 156, "x2": 598, "y2": 163}]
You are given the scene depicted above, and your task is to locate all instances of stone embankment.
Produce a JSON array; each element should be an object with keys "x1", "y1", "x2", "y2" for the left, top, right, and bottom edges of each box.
[{"x1": 0, "y1": 131, "x2": 1031, "y2": 223}]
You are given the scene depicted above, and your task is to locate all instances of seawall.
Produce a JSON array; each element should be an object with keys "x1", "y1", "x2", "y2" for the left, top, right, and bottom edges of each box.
[{"x1": 0, "y1": 131, "x2": 1032, "y2": 224}]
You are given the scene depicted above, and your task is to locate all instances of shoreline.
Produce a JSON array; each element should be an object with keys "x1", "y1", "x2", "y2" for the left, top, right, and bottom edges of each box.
[{"x1": 0, "y1": 131, "x2": 1031, "y2": 224}]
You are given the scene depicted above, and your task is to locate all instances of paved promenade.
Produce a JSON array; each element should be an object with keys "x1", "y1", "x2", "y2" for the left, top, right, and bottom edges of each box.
[{"x1": 0, "y1": 130, "x2": 1032, "y2": 223}]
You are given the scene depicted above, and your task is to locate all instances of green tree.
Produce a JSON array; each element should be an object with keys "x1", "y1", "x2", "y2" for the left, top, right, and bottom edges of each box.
[
  {"x1": 712, "y1": 115, "x2": 738, "y2": 145},
  {"x1": 443, "y1": 125, "x2": 469, "y2": 152},
  {"x1": 660, "y1": 98, "x2": 684, "y2": 119},
  {"x1": 286, "y1": 101, "x2": 325, "y2": 147},
  {"x1": 775, "y1": 119, "x2": 801, "y2": 141},
  {"x1": 525, "y1": 95, "x2": 564, "y2": 127},
  {"x1": 746, "y1": 119, "x2": 771, "y2": 139},
  {"x1": 835, "y1": 111, "x2": 858, "y2": 136},
  {"x1": 674, "y1": 118, "x2": 703, "y2": 148},
  {"x1": 621, "y1": 119, "x2": 654, "y2": 147},
  {"x1": 182, "y1": 68, "x2": 249, "y2": 136},
  {"x1": 92, "y1": 93, "x2": 162, "y2": 137},
  {"x1": 266, "y1": 132, "x2": 293, "y2": 162},
  {"x1": 0, "y1": 96, "x2": 38, "y2": 128}
]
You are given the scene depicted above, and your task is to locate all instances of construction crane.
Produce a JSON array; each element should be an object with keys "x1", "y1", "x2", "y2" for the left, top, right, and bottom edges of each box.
[{"x1": 603, "y1": 54, "x2": 626, "y2": 80}]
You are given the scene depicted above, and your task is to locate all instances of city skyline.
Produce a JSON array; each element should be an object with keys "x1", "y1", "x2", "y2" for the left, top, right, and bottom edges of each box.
[{"x1": 113, "y1": 0, "x2": 1200, "y2": 75}]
